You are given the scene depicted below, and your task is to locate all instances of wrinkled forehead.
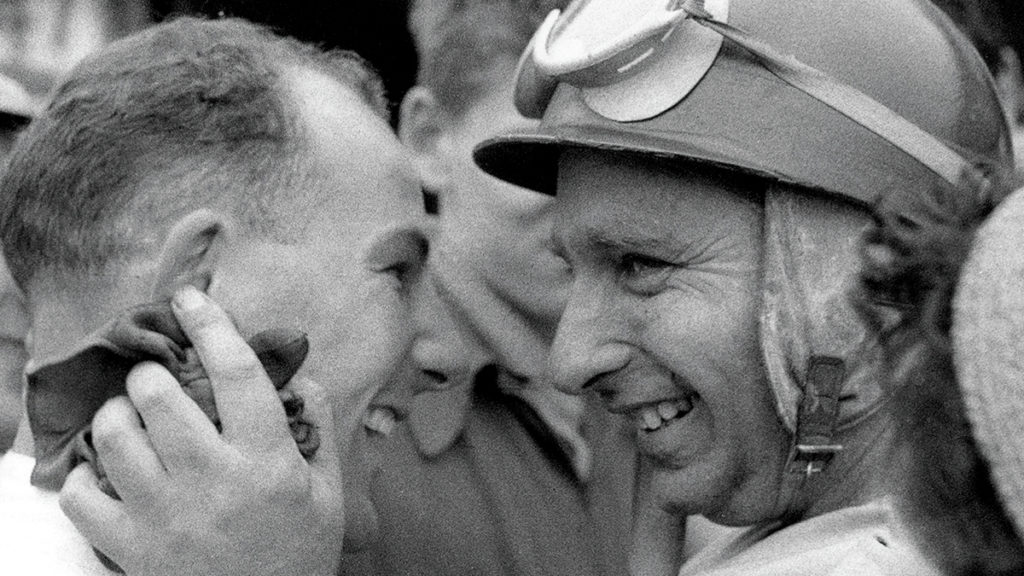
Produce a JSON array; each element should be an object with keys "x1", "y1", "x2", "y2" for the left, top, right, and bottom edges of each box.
[{"x1": 552, "y1": 148, "x2": 763, "y2": 248}]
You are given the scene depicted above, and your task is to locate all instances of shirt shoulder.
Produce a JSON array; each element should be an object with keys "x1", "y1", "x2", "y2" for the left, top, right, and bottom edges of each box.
[
  {"x1": 0, "y1": 452, "x2": 113, "y2": 575},
  {"x1": 824, "y1": 523, "x2": 940, "y2": 576},
  {"x1": 679, "y1": 498, "x2": 938, "y2": 576}
]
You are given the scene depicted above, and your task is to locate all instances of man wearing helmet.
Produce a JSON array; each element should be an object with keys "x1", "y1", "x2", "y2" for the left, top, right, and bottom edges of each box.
[
  {"x1": 57, "y1": 0, "x2": 1013, "y2": 575},
  {"x1": 471, "y1": 0, "x2": 1011, "y2": 574}
]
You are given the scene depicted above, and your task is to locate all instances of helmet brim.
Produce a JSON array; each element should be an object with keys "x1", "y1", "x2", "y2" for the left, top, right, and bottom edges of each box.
[
  {"x1": 474, "y1": 124, "x2": 793, "y2": 199},
  {"x1": 0, "y1": 109, "x2": 31, "y2": 131}
]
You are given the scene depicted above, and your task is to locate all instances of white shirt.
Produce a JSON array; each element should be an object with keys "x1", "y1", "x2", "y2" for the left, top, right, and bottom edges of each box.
[
  {"x1": 678, "y1": 498, "x2": 940, "y2": 576},
  {"x1": 0, "y1": 451, "x2": 112, "y2": 575}
]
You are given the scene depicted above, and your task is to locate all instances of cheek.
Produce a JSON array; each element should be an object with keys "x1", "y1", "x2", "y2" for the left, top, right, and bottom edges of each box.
[
  {"x1": 310, "y1": 284, "x2": 414, "y2": 428},
  {"x1": 643, "y1": 287, "x2": 765, "y2": 410},
  {"x1": 646, "y1": 286, "x2": 757, "y2": 352}
]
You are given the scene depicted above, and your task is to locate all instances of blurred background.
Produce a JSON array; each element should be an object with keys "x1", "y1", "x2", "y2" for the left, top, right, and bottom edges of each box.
[{"x1": 0, "y1": 0, "x2": 417, "y2": 124}]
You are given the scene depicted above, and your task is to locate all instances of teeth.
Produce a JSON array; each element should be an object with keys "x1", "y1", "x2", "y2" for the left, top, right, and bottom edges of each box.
[
  {"x1": 656, "y1": 401, "x2": 679, "y2": 421},
  {"x1": 641, "y1": 408, "x2": 662, "y2": 431},
  {"x1": 363, "y1": 407, "x2": 397, "y2": 437},
  {"x1": 635, "y1": 397, "x2": 695, "y2": 433}
]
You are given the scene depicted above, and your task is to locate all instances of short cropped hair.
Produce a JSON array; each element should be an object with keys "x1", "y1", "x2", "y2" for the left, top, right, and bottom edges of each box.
[
  {"x1": 409, "y1": 0, "x2": 568, "y2": 117},
  {"x1": 0, "y1": 16, "x2": 387, "y2": 289}
]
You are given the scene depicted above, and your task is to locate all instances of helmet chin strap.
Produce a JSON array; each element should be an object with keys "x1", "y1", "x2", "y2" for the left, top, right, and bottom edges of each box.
[{"x1": 772, "y1": 356, "x2": 846, "y2": 520}]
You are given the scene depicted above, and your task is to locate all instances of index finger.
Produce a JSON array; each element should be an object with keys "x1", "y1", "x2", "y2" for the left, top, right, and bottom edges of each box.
[{"x1": 170, "y1": 285, "x2": 293, "y2": 453}]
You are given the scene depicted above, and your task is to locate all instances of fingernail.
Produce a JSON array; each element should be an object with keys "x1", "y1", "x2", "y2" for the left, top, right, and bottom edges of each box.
[{"x1": 173, "y1": 285, "x2": 207, "y2": 311}]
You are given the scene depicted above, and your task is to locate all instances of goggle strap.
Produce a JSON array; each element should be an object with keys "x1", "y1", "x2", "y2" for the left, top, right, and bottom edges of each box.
[{"x1": 685, "y1": 10, "x2": 975, "y2": 187}]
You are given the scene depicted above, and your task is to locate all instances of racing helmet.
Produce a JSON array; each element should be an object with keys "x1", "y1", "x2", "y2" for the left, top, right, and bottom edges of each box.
[{"x1": 475, "y1": 0, "x2": 1011, "y2": 206}]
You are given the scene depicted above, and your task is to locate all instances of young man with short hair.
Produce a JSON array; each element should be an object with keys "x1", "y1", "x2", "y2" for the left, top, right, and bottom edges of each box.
[{"x1": 0, "y1": 17, "x2": 436, "y2": 575}]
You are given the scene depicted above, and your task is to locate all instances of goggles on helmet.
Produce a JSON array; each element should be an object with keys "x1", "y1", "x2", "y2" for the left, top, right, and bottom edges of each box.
[{"x1": 516, "y1": 0, "x2": 980, "y2": 188}]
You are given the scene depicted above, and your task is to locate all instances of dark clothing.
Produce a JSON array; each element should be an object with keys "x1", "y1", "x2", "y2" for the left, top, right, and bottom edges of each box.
[{"x1": 339, "y1": 367, "x2": 635, "y2": 576}]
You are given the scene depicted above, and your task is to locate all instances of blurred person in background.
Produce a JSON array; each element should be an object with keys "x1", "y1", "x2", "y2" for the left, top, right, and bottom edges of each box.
[
  {"x1": 0, "y1": 0, "x2": 149, "y2": 100},
  {"x1": 339, "y1": 1, "x2": 637, "y2": 575}
]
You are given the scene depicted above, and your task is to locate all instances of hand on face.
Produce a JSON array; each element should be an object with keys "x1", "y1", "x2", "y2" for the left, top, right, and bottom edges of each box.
[{"x1": 59, "y1": 286, "x2": 345, "y2": 576}]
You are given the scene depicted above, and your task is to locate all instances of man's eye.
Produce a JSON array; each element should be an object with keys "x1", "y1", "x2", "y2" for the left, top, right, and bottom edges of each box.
[
  {"x1": 621, "y1": 254, "x2": 670, "y2": 276},
  {"x1": 619, "y1": 254, "x2": 673, "y2": 294},
  {"x1": 368, "y1": 230, "x2": 429, "y2": 294}
]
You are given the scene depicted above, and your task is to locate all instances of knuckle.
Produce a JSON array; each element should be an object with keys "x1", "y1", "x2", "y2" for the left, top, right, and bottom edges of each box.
[
  {"x1": 181, "y1": 305, "x2": 237, "y2": 349},
  {"x1": 126, "y1": 362, "x2": 177, "y2": 408},
  {"x1": 185, "y1": 307, "x2": 224, "y2": 339},
  {"x1": 58, "y1": 469, "x2": 91, "y2": 519},
  {"x1": 91, "y1": 404, "x2": 131, "y2": 455},
  {"x1": 165, "y1": 516, "x2": 204, "y2": 551},
  {"x1": 216, "y1": 356, "x2": 268, "y2": 386}
]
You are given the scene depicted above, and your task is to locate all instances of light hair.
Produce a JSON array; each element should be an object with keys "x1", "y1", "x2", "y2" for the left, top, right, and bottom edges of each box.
[{"x1": 0, "y1": 16, "x2": 387, "y2": 289}]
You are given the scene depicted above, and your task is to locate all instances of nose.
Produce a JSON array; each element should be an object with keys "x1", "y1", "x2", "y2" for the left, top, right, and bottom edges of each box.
[
  {"x1": 407, "y1": 272, "x2": 489, "y2": 394},
  {"x1": 548, "y1": 279, "x2": 631, "y2": 395}
]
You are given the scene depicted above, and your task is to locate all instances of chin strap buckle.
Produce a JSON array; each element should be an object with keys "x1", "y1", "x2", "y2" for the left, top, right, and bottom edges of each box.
[{"x1": 786, "y1": 355, "x2": 845, "y2": 478}]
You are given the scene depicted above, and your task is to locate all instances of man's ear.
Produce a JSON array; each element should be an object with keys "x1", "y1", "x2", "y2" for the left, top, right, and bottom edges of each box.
[
  {"x1": 150, "y1": 209, "x2": 230, "y2": 300},
  {"x1": 399, "y1": 86, "x2": 452, "y2": 193}
]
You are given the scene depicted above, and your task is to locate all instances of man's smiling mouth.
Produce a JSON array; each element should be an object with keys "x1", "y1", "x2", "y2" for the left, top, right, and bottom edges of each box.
[{"x1": 632, "y1": 394, "x2": 697, "y2": 433}]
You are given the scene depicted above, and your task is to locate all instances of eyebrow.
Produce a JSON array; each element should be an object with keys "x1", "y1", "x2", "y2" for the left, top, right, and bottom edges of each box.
[{"x1": 555, "y1": 223, "x2": 682, "y2": 256}]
